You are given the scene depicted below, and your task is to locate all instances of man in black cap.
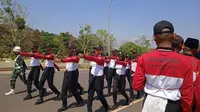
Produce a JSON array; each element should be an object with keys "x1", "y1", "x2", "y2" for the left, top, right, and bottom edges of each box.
[
  {"x1": 133, "y1": 20, "x2": 193, "y2": 112},
  {"x1": 20, "y1": 45, "x2": 46, "y2": 100},
  {"x1": 35, "y1": 44, "x2": 61, "y2": 105},
  {"x1": 56, "y1": 44, "x2": 84, "y2": 112},
  {"x1": 80, "y1": 45, "x2": 109, "y2": 112},
  {"x1": 107, "y1": 49, "x2": 118, "y2": 95},
  {"x1": 182, "y1": 38, "x2": 199, "y2": 112}
]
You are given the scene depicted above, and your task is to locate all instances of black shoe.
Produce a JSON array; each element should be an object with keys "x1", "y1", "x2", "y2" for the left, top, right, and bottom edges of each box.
[
  {"x1": 35, "y1": 98, "x2": 44, "y2": 105},
  {"x1": 23, "y1": 94, "x2": 32, "y2": 100},
  {"x1": 75, "y1": 101, "x2": 84, "y2": 107},
  {"x1": 57, "y1": 106, "x2": 67, "y2": 112},
  {"x1": 55, "y1": 93, "x2": 62, "y2": 101},
  {"x1": 105, "y1": 106, "x2": 110, "y2": 112},
  {"x1": 42, "y1": 88, "x2": 47, "y2": 96},
  {"x1": 112, "y1": 104, "x2": 117, "y2": 109},
  {"x1": 79, "y1": 88, "x2": 84, "y2": 95},
  {"x1": 124, "y1": 98, "x2": 130, "y2": 106}
]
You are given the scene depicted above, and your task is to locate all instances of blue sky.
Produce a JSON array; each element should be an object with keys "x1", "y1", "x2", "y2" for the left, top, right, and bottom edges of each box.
[{"x1": 19, "y1": 0, "x2": 200, "y2": 43}]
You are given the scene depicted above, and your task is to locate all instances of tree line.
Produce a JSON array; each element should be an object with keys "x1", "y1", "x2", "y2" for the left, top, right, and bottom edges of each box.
[{"x1": 0, "y1": 0, "x2": 152, "y2": 60}]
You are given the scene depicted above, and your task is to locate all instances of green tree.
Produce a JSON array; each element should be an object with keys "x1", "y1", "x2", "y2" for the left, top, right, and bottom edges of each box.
[
  {"x1": 119, "y1": 42, "x2": 138, "y2": 56},
  {"x1": 96, "y1": 29, "x2": 116, "y2": 54},
  {"x1": 134, "y1": 36, "x2": 151, "y2": 53}
]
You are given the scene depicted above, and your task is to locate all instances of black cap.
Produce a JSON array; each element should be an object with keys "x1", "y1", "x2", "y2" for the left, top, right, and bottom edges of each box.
[
  {"x1": 68, "y1": 43, "x2": 76, "y2": 49},
  {"x1": 31, "y1": 45, "x2": 39, "y2": 49},
  {"x1": 132, "y1": 49, "x2": 138, "y2": 54},
  {"x1": 111, "y1": 49, "x2": 119, "y2": 52},
  {"x1": 154, "y1": 20, "x2": 174, "y2": 34},
  {"x1": 118, "y1": 52, "x2": 123, "y2": 56},
  {"x1": 184, "y1": 38, "x2": 199, "y2": 49},
  {"x1": 94, "y1": 45, "x2": 103, "y2": 50},
  {"x1": 45, "y1": 44, "x2": 51, "y2": 48}
]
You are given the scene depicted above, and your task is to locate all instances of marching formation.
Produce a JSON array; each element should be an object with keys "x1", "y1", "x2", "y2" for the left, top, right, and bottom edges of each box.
[{"x1": 4, "y1": 20, "x2": 200, "y2": 112}]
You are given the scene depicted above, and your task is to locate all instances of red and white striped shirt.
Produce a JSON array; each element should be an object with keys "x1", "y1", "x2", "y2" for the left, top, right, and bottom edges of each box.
[{"x1": 133, "y1": 50, "x2": 193, "y2": 112}]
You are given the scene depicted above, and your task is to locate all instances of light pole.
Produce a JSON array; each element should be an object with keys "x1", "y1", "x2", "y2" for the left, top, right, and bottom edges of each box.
[{"x1": 108, "y1": 0, "x2": 114, "y2": 56}]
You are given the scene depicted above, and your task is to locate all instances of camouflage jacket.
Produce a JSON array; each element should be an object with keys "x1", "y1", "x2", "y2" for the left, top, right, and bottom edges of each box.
[{"x1": 13, "y1": 55, "x2": 26, "y2": 73}]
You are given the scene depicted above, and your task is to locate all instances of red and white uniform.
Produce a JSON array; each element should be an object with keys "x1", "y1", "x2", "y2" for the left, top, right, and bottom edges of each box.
[
  {"x1": 20, "y1": 52, "x2": 41, "y2": 67},
  {"x1": 85, "y1": 55, "x2": 104, "y2": 76},
  {"x1": 130, "y1": 59, "x2": 138, "y2": 76},
  {"x1": 125, "y1": 58, "x2": 131, "y2": 70},
  {"x1": 61, "y1": 56, "x2": 80, "y2": 71},
  {"x1": 115, "y1": 61, "x2": 127, "y2": 75},
  {"x1": 108, "y1": 56, "x2": 118, "y2": 69},
  {"x1": 133, "y1": 50, "x2": 193, "y2": 112},
  {"x1": 195, "y1": 64, "x2": 200, "y2": 112}
]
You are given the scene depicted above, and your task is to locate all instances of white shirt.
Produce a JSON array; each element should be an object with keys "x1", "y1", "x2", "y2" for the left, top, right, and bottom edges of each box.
[
  {"x1": 131, "y1": 62, "x2": 137, "y2": 76},
  {"x1": 45, "y1": 60, "x2": 54, "y2": 67},
  {"x1": 66, "y1": 62, "x2": 77, "y2": 71},
  {"x1": 30, "y1": 57, "x2": 40, "y2": 66},
  {"x1": 91, "y1": 65, "x2": 104, "y2": 76},
  {"x1": 115, "y1": 64, "x2": 126, "y2": 75},
  {"x1": 74, "y1": 63, "x2": 78, "y2": 70},
  {"x1": 109, "y1": 59, "x2": 116, "y2": 68},
  {"x1": 104, "y1": 62, "x2": 109, "y2": 67},
  {"x1": 90, "y1": 61, "x2": 97, "y2": 67},
  {"x1": 126, "y1": 63, "x2": 130, "y2": 69}
]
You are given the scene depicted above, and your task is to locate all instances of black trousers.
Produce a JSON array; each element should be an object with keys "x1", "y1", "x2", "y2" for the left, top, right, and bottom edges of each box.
[
  {"x1": 113, "y1": 73, "x2": 129, "y2": 105},
  {"x1": 104, "y1": 67, "x2": 109, "y2": 85},
  {"x1": 125, "y1": 69, "x2": 133, "y2": 98},
  {"x1": 75, "y1": 69, "x2": 83, "y2": 90},
  {"x1": 27, "y1": 66, "x2": 41, "y2": 94},
  {"x1": 87, "y1": 75, "x2": 109, "y2": 112},
  {"x1": 88, "y1": 67, "x2": 93, "y2": 84},
  {"x1": 107, "y1": 68, "x2": 116, "y2": 93},
  {"x1": 39, "y1": 67, "x2": 59, "y2": 98},
  {"x1": 61, "y1": 70, "x2": 83, "y2": 106},
  {"x1": 143, "y1": 94, "x2": 182, "y2": 112}
]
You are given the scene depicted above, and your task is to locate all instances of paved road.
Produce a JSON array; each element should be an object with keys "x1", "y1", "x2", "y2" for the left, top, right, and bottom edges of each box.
[{"x1": 0, "y1": 70, "x2": 143, "y2": 112}]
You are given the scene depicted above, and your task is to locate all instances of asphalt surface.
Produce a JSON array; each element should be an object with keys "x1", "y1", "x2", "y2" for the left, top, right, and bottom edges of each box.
[{"x1": 0, "y1": 70, "x2": 143, "y2": 112}]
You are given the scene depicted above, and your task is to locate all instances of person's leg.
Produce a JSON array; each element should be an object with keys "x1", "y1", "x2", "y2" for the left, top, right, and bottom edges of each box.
[
  {"x1": 126, "y1": 71, "x2": 134, "y2": 99},
  {"x1": 19, "y1": 72, "x2": 27, "y2": 85},
  {"x1": 24, "y1": 67, "x2": 34, "y2": 100},
  {"x1": 35, "y1": 68, "x2": 47, "y2": 105},
  {"x1": 95, "y1": 76, "x2": 109, "y2": 111},
  {"x1": 46, "y1": 68, "x2": 60, "y2": 100},
  {"x1": 70, "y1": 71, "x2": 83, "y2": 106},
  {"x1": 87, "y1": 76, "x2": 95, "y2": 112},
  {"x1": 58, "y1": 71, "x2": 69, "y2": 112},
  {"x1": 76, "y1": 69, "x2": 84, "y2": 94},
  {"x1": 107, "y1": 68, "x2": 114, "y2": 95},
  {"x1": 120, "y1": 75, "x2": 129, "y2": 105},
  {"x1": 5, "y1": 73, "x2": 19, "y2": 95},
  {"x1": 112, "y1": 74, "x2": 118, "y2": 108}
]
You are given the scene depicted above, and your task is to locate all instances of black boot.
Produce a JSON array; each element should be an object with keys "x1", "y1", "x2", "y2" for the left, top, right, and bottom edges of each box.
[
  {"x1": 79, "y1": 88, "x2": 84, "y2": 95},
  {"x1": 75, "y1": 100, "x2": 84, "y2": 107},
  {"x1": 124, "y1": 98, "x2": 130, "y2": 106},
  {"x1": 23, "y1": 94, "x2": 32, "y2": 100},
  {"x1": 55, "y1": 92, "x2": 62, "y2": 101},
  {"x1": 35, "y1": 98, "x2": 44, "y2": 105},
  {"x1": 57, "y1": 105, "x2": 67, "y2": 112}
]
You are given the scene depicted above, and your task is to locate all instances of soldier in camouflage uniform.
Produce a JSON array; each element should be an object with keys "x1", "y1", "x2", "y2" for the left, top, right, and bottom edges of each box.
[{"x1": 5, "y1": 46, "x2": 27, "y2": 96}]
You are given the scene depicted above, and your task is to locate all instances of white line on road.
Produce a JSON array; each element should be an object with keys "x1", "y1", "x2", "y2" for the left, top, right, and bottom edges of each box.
[{"x1": 112, "y1": 98, "x2": 144, "y2": 112}]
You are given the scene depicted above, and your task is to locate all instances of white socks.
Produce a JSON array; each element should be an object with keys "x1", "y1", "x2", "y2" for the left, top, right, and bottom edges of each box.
[{"x1": 5, "y1": 89, "x2": 15, "y2": 96}]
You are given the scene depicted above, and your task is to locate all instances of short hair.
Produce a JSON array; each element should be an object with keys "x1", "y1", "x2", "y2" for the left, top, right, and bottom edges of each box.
[
  {"x1": 172, "y1": 35, "x2": 184, "y2": 48},
  {"x1": 154, "y1": 31, "x2": 174, "y2": 43}
]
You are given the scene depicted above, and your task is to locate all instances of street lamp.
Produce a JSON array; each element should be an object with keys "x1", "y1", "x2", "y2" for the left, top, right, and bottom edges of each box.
[{"x1": 108, "y1": 0, "x2": 114, "y2": 56}]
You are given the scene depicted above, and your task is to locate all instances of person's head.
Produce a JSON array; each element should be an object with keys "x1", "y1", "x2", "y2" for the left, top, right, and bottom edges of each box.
[
  {"x1": 132, "y1": 50, "x2": 139, "y2": 58},
  {"x1": 45, "y1": 44, "x2": 52, "y2": 54},
  {"x1": 68, "y1": 43, "x2": 76, "y2": 56},
  {"x1": 172, "y1": 35, "x2": 184, "y2": 52},
  {"x1": 94, "y1": 45, "x2": 103, "y2": 55},
  {"x1": 111, "y1": 49, "x2": 118, "y2": 56},
  {"x1": 153, "y1": 20, "x2": 176, "y2": 47},
  {"x1": 13, "y1": 46, "x2": 21, "y2": 55},
  {"x1": 118, "y1": 52, "x2": 125, "y2": 61},
  {"x1": 31, "y1": 45, "x2": 39, "y2": 53},
  {"x1": 183, "y1": 38, "x2": 199, "y2": 55}
]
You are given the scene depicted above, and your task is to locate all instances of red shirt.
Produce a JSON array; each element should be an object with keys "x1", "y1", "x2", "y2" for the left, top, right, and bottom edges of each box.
[
  {"x1": 194, "y1": 61, "x2": 200, "y2": 112},
  {"x1": 133, "y1": 50, "x2": 193, "y2": 112}
]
